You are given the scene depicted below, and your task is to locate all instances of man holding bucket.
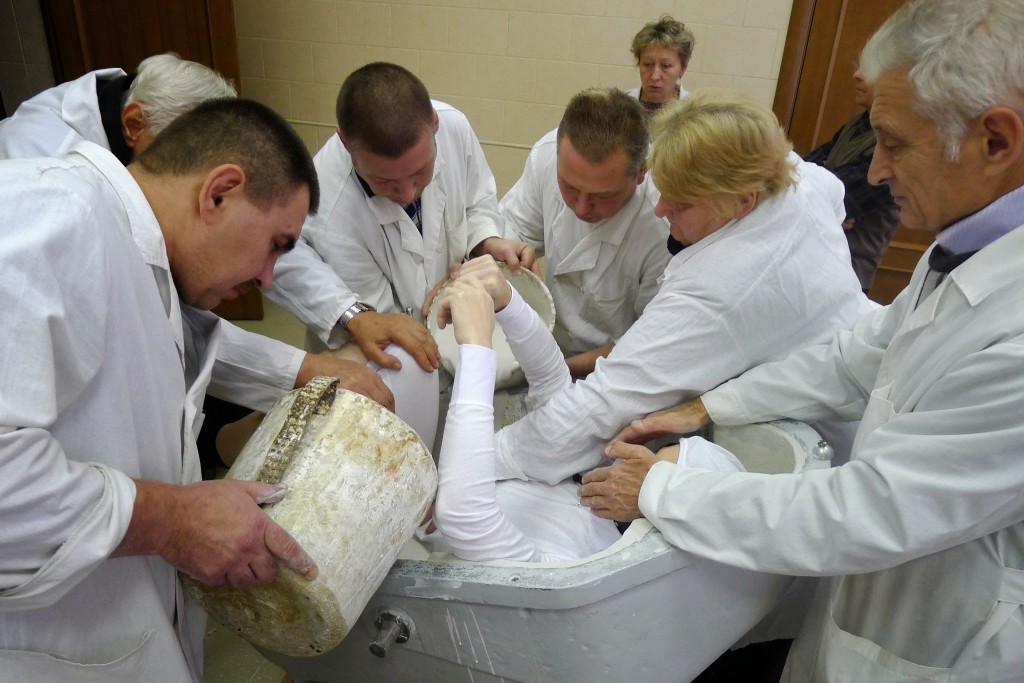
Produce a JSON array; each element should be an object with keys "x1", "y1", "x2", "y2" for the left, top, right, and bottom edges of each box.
[{"x1": 0, "y1": 99, "x2": 321, "y2": 680}]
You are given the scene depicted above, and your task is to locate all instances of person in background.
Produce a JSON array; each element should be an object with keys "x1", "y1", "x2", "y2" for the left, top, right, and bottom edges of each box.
[
  {"x1": 0, "y1": 53, "x2": 394, "y2": 476},
  {"x1": 499, "y1": 89, "x2": 670, "y2": 377},
  {"x1": 805, "y1": 68, "x2": 901, "y2": 291},
  {"x1": 582, "y1": 1, "x2": 1024, "y2": 679},
  {"x1": 268, "y1": 62, "x2": 535, "y2": 378},
  {"x1": 628, "y1": 15, "x2": 696, "y2": 116},
  {"x1": 0, "y1": 98, "x2": 319, "y2": 681}
]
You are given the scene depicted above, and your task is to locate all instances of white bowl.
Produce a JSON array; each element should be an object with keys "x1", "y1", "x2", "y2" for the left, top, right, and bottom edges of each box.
[{"x1": 428, "y1": 264, "x2": 556, "y2": 389}]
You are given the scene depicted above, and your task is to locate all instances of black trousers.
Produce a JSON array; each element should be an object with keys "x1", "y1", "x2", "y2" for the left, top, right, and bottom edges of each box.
[
  {"x1": 197, "y1": 396, "x2": 253, "y2": 480},
  {"x1": 692, "y1": 639, "x2": 791, "y2": 683}
]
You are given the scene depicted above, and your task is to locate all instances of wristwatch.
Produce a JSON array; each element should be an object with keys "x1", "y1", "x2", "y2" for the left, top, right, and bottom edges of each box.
[{"x1": 337, "y1": 301, "x2": 375, "y2": 330}]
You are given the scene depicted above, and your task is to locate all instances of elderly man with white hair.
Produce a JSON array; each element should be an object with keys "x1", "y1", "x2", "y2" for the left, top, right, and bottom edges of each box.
[
  {"x1": 0, "y1": 53, "x2": 235, "y2": 162},
  {"x1": 582, "y1": 1, "x2": 1024, "y2": 680}
]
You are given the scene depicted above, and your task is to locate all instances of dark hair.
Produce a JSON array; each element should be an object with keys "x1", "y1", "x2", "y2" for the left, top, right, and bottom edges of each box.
[
  {"x1": 134, "y1": 97, "x2": 319, "y2": 214},
  {"x1": 336, "y1": 62, "x2": 435, "y2": 157},
  {"x1": 557, "y1": 88, "x2": 649, "y2": 175}
]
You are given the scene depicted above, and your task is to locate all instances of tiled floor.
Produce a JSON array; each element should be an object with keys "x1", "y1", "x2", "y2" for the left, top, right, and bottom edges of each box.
[
  {"x1": 203, "y1": 622, "x2": 285, "y2": 683},
  {"x1": 204, "y1": 297, "x2": 300, "y2": 682}
]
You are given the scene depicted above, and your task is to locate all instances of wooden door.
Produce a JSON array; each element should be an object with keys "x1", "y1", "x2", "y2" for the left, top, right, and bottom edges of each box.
[
  {"x1": 774, "y1": 0, "x2": 908, "y2": 155},
  {"x1": 773, "y1": 0, "x2": 931, "y2": 304},
  {"x1": 39, "y1": 0, "x2": 239, "y2": 89},
  {"x1": 38, "y1": 0, "x2": 263, "y2": 319}
]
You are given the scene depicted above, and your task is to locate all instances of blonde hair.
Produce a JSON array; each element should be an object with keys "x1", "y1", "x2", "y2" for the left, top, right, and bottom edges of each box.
[{"x1": 648, "y1": 91, "x2": 796, "y2": 216}]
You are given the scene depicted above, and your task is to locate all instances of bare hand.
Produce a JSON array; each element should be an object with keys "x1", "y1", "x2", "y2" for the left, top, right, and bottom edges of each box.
[
  {"x1": 611, "y1": 398, "x2": 711, "y2": 444},
  {"x1": 437, "y1": 279, "x2": 495, "y2": 347},
  {"x1": 130, "y1": 479, "x2": 318, "y2": 589},
  {"x1": 472, "y1": 236, "x2": 540, "y2": 276},
  {"x1": 578, "y1": 441, "x2": 675, "y2": 521},
  {"x1": 421, "y1": 273, "x2": 452, "y2": 321},
  {"x1": 451, "y1": 255, "x2": 513, "y2": 310},
  {"x1": 346, "y1": 310, "x2": 440, "y2": 373},
  {"x1": 842, "y1": 218, "x2": 856, "y2": 231},
  {"x1": 297, "y1": 352, "x2": 395, "y2": 412},
  {"x1": 564, "y1": 343, "x2": 614, "y2": 378}
]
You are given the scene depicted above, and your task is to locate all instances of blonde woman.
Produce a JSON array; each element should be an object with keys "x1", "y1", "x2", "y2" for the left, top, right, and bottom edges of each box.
[{"x1": 495, "y1": 92, "x2": 871, "y2": 491}]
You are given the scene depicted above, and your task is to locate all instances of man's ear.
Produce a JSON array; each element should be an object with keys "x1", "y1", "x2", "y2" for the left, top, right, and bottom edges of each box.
[
  {"x1": 636, "y1": 161, "x2": 648, "y2": 185},
  {"x1": 198, "y1": 164, "x2": 246, "y2": 223},
  {"x1": 121, "y1": 102, "x2": 147, "y2": 149},
  {"x1": 432, "y1": 108, "x2": 440, "y2": 133},
  {"x1": 980, "y1": 106, "x2": 1024, "y2": 177},
  {"x1": 336, "y1": 128, "x2": 350, "y2": 152}
]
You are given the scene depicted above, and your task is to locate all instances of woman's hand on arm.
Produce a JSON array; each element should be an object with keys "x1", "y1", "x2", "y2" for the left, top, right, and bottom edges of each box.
[{"x1": 611, "y1": 398, "x2": 712, "y2": 443}]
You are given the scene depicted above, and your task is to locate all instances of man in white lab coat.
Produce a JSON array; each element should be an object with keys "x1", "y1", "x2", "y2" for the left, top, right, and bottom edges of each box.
[
  {"x1": 268, "y1": 62, "x2": 535, "y2": 375},
  {"x1": 0, "y1": 53, "x2": 236, "y2": 164},
  {"x1": 0, "y1": 53, "x2": 394, "y2": 464},
  {"x1": 581, "y1": 1, "x2": 1024, "y2": 680},
  {"x1": 500, "y1": 89, "x2": 670, "y2": 377},
  {"x1": 0, "y1": 99, "x2": 323, "y2": 681}
]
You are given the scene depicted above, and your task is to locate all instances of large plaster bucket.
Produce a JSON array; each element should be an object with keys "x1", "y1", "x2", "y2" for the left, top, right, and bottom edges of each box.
[
  {"x1": 428, "y1": 263, "x2": 556, "y2": 389},
  {"x1": 183, "y1": 376, "x2": 436, "y2": 657}
]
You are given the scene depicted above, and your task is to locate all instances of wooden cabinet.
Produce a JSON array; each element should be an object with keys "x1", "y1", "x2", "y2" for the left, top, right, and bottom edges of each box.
[{"x1": 38, "y1": 0, "x2": 262, "y2": 320}]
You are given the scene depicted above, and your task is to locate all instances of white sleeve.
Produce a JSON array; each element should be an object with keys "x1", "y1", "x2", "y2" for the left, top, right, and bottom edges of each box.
[
  {"x1": 494, "y1": 287, "x2": 571, "y2": 407},
  {"x1": 201, "y1": 316, "x2": 305, "y2": 412},
  {"x1": 0, "y1": 189, "x2": 135, "y2": 609},
  {"x1": 497, "y1": 140, "x2": 547, "y2": 249},
  {"x1": 494, "y1": 283, "x2": 749, "y2": 485},
  {"x1": 640, "y1": 329, "x2": 1024, "y2": 576},
  {"x1": 266, "y1": 238, "x2": 357, "y2": 348},
  {"x1": 674, "y1": 436, "x2": 746, "y2": 472},
  {"x1": 433, "y1": 344, "x2": 542, "y2": 562},
  {"x1": 456, "y1": 116, "x2": 503, "y2": 255},
  {"x1": 702, "y1": 290, "x2": 906, "y2": 427}
]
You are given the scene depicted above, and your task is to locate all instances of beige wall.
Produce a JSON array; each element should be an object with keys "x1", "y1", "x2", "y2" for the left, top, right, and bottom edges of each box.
[
  {"x1": 232, "y1": 0, "x2": 794, "y2": 195},
  {"x1": 0, "y1": 0, "x2": 54, "y2": 115}
]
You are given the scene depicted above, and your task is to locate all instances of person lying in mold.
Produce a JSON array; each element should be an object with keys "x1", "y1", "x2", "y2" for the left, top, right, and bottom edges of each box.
[{"x1": 425, "y1": 256, "x2": 743, "y2": 562}]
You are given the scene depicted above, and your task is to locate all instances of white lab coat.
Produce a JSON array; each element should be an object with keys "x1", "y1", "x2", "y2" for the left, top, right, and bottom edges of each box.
[
  {"x1": 499, "y1": 129, "x2": 670, "y2": 355},
  {"x1": 0, "y1": 68, "x2": 123, "y2": 159},
  {"x1": 496, "y1": 159, "x2": 873, "y2": 484},
  {"x1": 267, "y1": 101, "x2": 503, "y2": 350},
  {"x1": 641, "y1": 224, "x2": 1024, "y2": 681},
  {"x1": 0, "y1": 70, "x2": 304, "y2": 413},
  {"x1": 0, "y1": 143, "x2": 213, "y2": 681}
]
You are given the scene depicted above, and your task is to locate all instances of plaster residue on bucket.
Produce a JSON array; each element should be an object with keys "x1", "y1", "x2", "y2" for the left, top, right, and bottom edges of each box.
[{"x1": 187, "y1": 385, "x2": 436, "y2": 657}]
